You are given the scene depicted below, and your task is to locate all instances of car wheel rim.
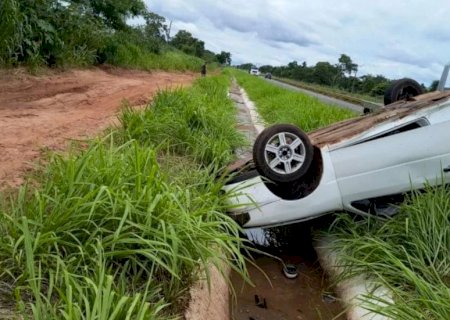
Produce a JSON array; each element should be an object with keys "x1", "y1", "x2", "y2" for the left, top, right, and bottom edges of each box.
[{"x1": 264, "y1": 132, "x2": 306, "y2": 175}]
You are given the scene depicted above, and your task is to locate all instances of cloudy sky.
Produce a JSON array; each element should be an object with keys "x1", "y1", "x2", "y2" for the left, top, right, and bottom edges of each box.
[{"x1": 142, "y1": 0, "x2": 450, "y2": 85}]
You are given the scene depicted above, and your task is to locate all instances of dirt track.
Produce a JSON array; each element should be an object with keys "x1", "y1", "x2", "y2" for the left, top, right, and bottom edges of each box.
[{"x1": 0, "y1": 67, "x2": 195, "y2": 188}]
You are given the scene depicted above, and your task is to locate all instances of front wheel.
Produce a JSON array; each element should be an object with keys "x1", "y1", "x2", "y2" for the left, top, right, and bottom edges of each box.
[{"x1": 253, "y1": 124, "x2": 314, "y2": 183}]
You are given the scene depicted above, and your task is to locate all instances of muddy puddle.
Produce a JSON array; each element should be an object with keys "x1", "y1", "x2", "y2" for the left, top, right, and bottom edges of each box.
[{"x1": 231, "y1": 217, "x2": 345, "y2": 320}]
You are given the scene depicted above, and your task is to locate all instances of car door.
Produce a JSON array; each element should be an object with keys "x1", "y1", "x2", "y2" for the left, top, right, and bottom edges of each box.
[{"x1": 329, "y1": 119, "x2": 450, "y2": 207}]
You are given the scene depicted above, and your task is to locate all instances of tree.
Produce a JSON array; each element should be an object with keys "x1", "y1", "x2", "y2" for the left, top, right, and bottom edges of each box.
[
  {"x1": 359, "y1": 74, "x2": 390, "y2": 94},
  {"x1": 429, "y1": 80, "x2": 439, "y2": 91},
  {"x1": 71, "y1": 0, "x2": 146, "y2": 30},
  {"x1": 170, "y1": 30, "x2": 205, "y2": 57},
  {"x1": 1, "y1": 0, "x2": 150, "y2": 65},
  {"x1": 236, "y1": 63, "x2": 253, "y2": 70},
  {"x1": 259, "y1": 65, "x2": 274, "y2": 73},
  {"x1": 202, "y1": 49, "x2": 218, "y2": 63},
  {"x1": 216, "y1": 51, "x2": 231, "y2": 65},
  {"x1": 135, "y1": 11, "x2": 169, "y2": 53},
  {"x1": 142, "y1": 11, "x2": 167, "y2": 41},
  {"x1": 338, "y1": 54, "x2": 358, "y2": 76},
  {"x1": 313, "y1": 62, "x2": 340, "y2": 86},
  {"x1": 0, "y1": 0, "x2": 225, "y2": 68},
  {"x1": 287, "y1": 61, "x2": 298, "y2": 69}
]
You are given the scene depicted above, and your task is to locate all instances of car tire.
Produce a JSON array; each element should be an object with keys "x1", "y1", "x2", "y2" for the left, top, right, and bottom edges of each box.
[
  {"x1": 253, "y1": 124, "x2": 314, "y2": 183},
  {"x1": 384, "y1": 78, "x2": 423, "y2": 105}
]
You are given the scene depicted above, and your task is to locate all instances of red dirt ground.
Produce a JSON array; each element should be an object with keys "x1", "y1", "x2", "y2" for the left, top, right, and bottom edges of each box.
[{"x1": 0, "y1": 67, "x2": 196, "y2": 189}]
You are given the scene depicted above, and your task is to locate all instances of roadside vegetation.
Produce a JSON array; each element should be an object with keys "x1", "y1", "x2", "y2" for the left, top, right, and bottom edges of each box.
[
  {"x1": 0, "y1": 75, "x2": 249, "y2": 319},
  {"x1": 231, "y1": 69, "x2": 356, "y2": 131},
  {"x1": 237, "y1": 54, "x2": 436, "y2": 102},
  {"x1": 273, "y1": 77, "x2": 383, "y2": 105},
  {"x1": 327, "y1": 185, "x2": 450, "y2": 319},
  {"x1": 0, "y1": 0, "x2": 231, "y2": 71}
]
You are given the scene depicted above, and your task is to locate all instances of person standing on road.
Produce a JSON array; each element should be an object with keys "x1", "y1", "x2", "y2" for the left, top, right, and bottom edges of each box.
[{"x1": 201, "y1": 62, "x2": 206, "y2": 77}]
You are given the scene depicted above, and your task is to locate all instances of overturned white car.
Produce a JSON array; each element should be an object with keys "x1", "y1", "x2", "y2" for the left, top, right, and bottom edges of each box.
[{"x1": 224, "y1": 65, "x2": 450, "y2": 228}]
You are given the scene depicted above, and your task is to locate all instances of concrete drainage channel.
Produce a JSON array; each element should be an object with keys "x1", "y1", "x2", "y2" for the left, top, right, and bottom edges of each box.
[
  {"x1": 228, "y1": 80, "x2": 390, "y2": 320},
  {"x1": 316, "y1": 239, "x2": 392, "y2": 320}
]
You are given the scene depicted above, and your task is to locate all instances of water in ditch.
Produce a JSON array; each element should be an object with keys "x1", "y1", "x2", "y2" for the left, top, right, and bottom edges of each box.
[{"x1": 231, "y1": 215, "x2": 345, "y2": 320}]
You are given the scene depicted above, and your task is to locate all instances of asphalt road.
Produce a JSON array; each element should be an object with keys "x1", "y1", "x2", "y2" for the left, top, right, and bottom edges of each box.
[{"x1": 266, "y1": 78, "x2": 365, "y2": 113}]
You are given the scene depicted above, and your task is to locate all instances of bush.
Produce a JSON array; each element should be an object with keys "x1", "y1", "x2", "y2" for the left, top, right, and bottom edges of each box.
[
  {"x1": 370, "y1": 82, "x2": 389, "y2": 97},
  {"x1": 0, "y1": 0, "x2": 203, "y2": 72}
]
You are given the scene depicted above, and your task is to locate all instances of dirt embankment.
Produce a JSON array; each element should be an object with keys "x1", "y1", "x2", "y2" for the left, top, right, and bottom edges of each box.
[{"x1": 0, "y1": 67, "x2": 196, "y2": 188}]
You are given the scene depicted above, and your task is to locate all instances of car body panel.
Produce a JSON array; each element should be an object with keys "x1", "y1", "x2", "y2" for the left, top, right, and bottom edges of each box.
[
  {"x1": 332, "y1": 120, "x2": 450, "y2": 209},
  {"x1": 223, "y1": 175, "x2": 280, "y2": 213},
  {"x1": 225, "y1": 80, "x2": 450, "y2": 228},
  {"x1": 226, "y1": 147, "x2": 343, "y2": 227},
  {"x1": 250, "y1": 68, "x2": 260, "y2": 76}
]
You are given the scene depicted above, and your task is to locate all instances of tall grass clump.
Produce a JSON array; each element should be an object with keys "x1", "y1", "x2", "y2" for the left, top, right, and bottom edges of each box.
[
  {"x1": 327, "y1": 184, "x2": 450, "y2": 319},
  {"x1": 230, "y1": 69, "x2": 356, "y2": 131},
  {"x1": 120, "y1": 75, "x2": 245, "y2": 166},
  {"x1": 110, "y1": 46, "x2": 203, "y2": 72},
  {"x1": 101, "y1": 31, "x2": 203, "y2": 72},
  {"x1": 0, "y1": 75, "x2": 249, "y2": 319}
]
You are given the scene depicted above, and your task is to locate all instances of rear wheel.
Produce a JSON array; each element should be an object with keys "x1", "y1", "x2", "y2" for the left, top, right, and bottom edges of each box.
[
  {"x1": 384, "y1": 78, "x2": 423, "y2": 105},
  {"x1": 253, "y1": 124, "x2": 314, "y2": 183}
]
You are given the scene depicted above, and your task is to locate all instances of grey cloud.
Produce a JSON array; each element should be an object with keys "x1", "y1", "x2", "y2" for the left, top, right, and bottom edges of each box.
[
  {"x1": 149, "y1": 0, "x2": 318, "y2": 47},
  {"x1": 425, "y1": 28, "x2": 450, "y2": 42},
  {"x1": 377, "y1": 47, "x2": 431, "y2": 69},
  {"x1": 148, "y1": 4, "x2": 197, "y2": 24},
  {"x1": 207, "y1": 12, "x2": 318, "y2": 47},
  {"x1": 257, "y1": 22, "x2": 319, "y2": 47}
]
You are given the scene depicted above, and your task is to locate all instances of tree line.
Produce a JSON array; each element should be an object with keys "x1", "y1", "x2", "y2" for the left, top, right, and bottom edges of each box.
[
  {"x1": 0, "y1": 0, "x2": 231, "y2": 68},
  {"x1": 237, "y1": 54, "x2": 433, "y2": 97},
  {"x1": 170, "y1": 30, "x2": 231, "y2": 64}
]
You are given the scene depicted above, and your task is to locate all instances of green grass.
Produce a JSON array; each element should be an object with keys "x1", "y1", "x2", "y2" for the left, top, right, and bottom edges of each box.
[
  {"x1": 326, "y1": 184, "x2": 450, "y2": 319},
  {"x1": 275, "y1": 77, "x2": 384, "y2": 105},
  {"x1": 108, "y1": 45, "x2": 204, "y2": 72},
  {"x1": 119, "y1": 75, "x2": 244, "y2": 165},
  {"x1": 230, "y1": 69, "x2": 356, "y2": 132},
  {"x1": 0, "y1": 75, "x2": 249, "y2": 319}
]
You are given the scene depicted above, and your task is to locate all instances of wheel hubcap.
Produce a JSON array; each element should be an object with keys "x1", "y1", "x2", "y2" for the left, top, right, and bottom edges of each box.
[
  {"x1": 278, "y1": 146, "x2": 292, "y2": 160},
  {"x1": 264, "y1": 132, "x2": 306, "y2": 175}
]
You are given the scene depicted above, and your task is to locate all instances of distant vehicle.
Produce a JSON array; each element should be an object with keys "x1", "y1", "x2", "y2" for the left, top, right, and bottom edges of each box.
[
  {"x1": 264, "y1": 73, "x2": 272, "y2": 79},
  {"x1": 250, "y1": 67, "x2": 260, "y2": 76},
  {"x1": 223, "y1": 64, "x2": 450, "y2": 228}
]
